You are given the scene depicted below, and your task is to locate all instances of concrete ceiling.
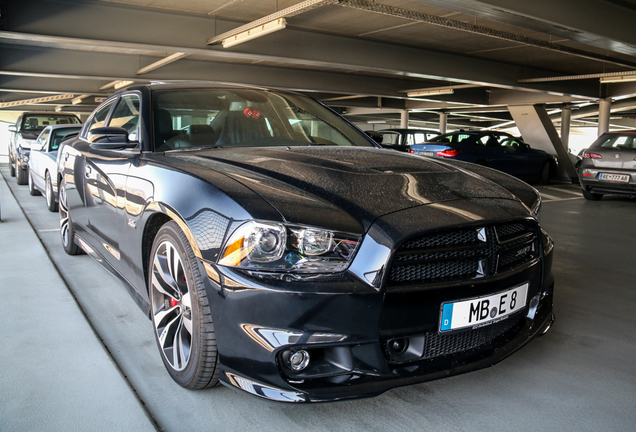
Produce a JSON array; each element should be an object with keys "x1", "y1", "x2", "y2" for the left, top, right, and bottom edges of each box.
[{"x1": 2, "y1": 0, "x2": 636, "y2": 130}]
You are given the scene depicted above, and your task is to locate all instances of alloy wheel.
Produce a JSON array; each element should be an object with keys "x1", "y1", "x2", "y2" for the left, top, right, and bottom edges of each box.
[
  {"x1": 59, "y1": 183, "x2": 70, "y2": 248},
  {"x1": 150, "y1": 240, "x2": 193, "y2": 371}
]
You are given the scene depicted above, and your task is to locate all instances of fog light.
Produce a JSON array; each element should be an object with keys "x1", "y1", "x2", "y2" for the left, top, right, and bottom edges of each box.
[
  {"x1": 388, "y1": 338, "x2": 409, "y2": 355},
  {"x1": 288, "y1": 350, "x2": 310, "y2": 372}
]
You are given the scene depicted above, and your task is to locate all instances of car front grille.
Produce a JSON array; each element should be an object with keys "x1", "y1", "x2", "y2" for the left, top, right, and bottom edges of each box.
[
  {"x1": 383, "y1": 314, "x2": 524, "y2": 364},
  {"x1": 387, "y1": 220, "x2": 538, "y2": 288}
]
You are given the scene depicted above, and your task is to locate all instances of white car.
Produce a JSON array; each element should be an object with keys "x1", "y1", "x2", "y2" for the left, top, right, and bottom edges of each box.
[{"x1": 28, "y1": 124, "x2": 82, "y2": 211}]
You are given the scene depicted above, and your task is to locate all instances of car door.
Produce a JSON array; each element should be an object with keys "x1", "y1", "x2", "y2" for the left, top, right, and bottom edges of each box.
[
  {"x1": 83, "y1": 93, "x2": 141, "y2": 269},
  {"x1": 30, "y1": 127, "x2": 51, "y2": 189},
  {"x1": 62, "y1": 99, "x2": 117, "y2": 232},
  {"x1": 498, "y1": 135, "x2": 537, "y2": 178}
]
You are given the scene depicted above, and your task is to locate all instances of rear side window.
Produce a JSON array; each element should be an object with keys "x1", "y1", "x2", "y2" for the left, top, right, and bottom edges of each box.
[{"x1": 594, "y1": 134, "x2": 636, "y2": 149}]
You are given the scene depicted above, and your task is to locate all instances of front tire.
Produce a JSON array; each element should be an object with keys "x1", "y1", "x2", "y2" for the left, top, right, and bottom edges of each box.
[
  {"x1": 59, "y1": 178, "x2": 84, "y2": 255},
  {"x1": 9, "y1": 156, "x2": 16, "y2": 177},
  {"x1": 45, "y1": 173, "x2": 58, "y2": 212},
  {"x1": 582, "y1": 189, "x2": 603, "y2": 201},
  {"x1": 16, "y1": 166, "x2": 28, "y2": 185},
  {"x1": 28, "y1": 169, "x2": 41, "y2": 196},
  {"x1": 149, "y1": 221, "x2": 219, "y2": 389}
]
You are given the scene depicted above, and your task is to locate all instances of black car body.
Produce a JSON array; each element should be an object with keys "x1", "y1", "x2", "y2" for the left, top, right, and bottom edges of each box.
[
  {"x1": 579, "y1": 132, "x2": 636, "y2": 200},
  {"x1": 8, "y1": 112, "x2": 81, "y2": 185},
  {"x1": 57, "y1": 84, "x2": 555, "y2": 403},
  {"x1": 408, "y1": 131, "x2": 557, "y2": 184}
]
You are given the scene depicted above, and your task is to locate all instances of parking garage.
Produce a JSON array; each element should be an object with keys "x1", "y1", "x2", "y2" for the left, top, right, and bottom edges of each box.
[{"x1": 1, "y1": 1, "x2": 636, "y2": 430}]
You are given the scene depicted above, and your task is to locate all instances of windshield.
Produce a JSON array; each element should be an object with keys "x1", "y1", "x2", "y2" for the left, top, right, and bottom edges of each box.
[
  {"x1": 593, "y1": 133, "x2": 636, "y2": 150},
  {"x1": 51, "y1": 127, "x2": 82, "y2": 150},
  {"x1": 379, "y1": 132, "x2": 401, "y2": 145},
  {"x1": 152, "y1": 89, "x2": 375, "y2": 151},
  {"x1": 429, "y1": 133, "x2": 477, "y2": 144},
  {"x1": 21, "y1": 114, "x2": 81, "y2": 132}
]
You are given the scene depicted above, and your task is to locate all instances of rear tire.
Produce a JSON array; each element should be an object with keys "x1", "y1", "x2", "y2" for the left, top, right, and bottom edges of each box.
[
  {"x1": 582, "y1": 189, "x2": 603, "y2": 201},
  {"x1": 28, "y1": 169, "x2": 41, "y2": 196},
  {"x1": 16, "y1": 166, "x2": 28, "y2": 185},
  {"x1": 46, "y1": 172, "x2": 58, "y2": 212},
  {"x1": 539, "y1": 162, "x2": 551, "y2": 185},
  {"x1": 59, "y1": 178, "x2": 84, "y2": 255},
  {"x1": 149, "y1": 221, "x2": 220, "y2": 390}
]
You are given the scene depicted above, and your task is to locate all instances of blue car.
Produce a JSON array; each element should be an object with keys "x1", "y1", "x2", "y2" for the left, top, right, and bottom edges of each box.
[{"x1": 408, "y1": 131, "x2": 556, "y2": 184}]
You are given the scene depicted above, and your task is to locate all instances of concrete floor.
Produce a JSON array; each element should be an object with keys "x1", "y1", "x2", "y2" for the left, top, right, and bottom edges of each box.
[{"x1": 1, "y1": 163, "x2": 635, "y2": 431}]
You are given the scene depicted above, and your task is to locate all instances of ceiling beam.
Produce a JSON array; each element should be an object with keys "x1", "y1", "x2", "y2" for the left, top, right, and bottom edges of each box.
[{"x1": 412, "y1": 0, "x2": 636, "y2": 57}]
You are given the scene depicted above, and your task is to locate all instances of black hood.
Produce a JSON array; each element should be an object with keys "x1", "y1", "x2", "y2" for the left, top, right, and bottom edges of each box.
[{"x1": 168, "y1": 147, "x2": 518, "y2": 233}]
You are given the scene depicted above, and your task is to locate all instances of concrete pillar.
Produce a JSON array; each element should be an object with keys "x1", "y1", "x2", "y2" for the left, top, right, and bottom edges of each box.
[
  {"x1": 560, "y1": 106, "x2": 571, "y2": 151},
  {"x1": 598, "y1": 98, "x2": 612, "y2": 136},
  {"x1": 400, "y1": 110, "x2": 409, "y2": 129},
  {"x1": 439, "y1": 112, "x2": 448, "y2": 134}
]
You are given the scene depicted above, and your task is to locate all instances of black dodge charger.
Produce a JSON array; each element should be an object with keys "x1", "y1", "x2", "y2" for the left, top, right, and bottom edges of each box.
[{"x1": 57, "y1": 84, "x2": 555, "y2": 403}]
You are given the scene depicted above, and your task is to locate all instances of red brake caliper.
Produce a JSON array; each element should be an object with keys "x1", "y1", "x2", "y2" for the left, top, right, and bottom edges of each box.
[{"x1": 170, "y1": 298, "x2": 178, "y2": 307}]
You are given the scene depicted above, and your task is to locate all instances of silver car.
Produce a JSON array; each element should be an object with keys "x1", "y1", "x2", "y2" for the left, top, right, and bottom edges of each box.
[{"x1": 579, "y1": 132, "x2": 636, "y2": 200}]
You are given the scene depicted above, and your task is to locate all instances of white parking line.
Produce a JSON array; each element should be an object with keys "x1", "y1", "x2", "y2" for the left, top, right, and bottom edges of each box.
[
  {"x1": 38, "y1": 228, "x2": 60, "y2": 232},
  {"x1": 542, "y1": 196, "x2": 585, "y2": 203},
  {"x1": 544, "y1": 186, "x2": 582, "y2": 196},
  {"x1": 539, "y1": 192, "x2": 561, "y2": 200}
]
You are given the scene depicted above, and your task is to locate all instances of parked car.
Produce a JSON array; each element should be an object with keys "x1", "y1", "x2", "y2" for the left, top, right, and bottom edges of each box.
[
  {"x1": 8, "y1": 112, "x2": 81, "y2": 185},
  {"x1": 28, "y1": 124, "x2": 82, "y2": 211},
  {"x1": 372, "y1": 128, "x2": 440, "y2": 152},
  {"x1": 408, "y1": 131, "x2": 557, "y2": 184},
  {"x1": 57, "y1": 84, "x2": 554, "y2": 403},
  {"x1": 579, "y1": 132, "x2": 636, "y2": 200}
]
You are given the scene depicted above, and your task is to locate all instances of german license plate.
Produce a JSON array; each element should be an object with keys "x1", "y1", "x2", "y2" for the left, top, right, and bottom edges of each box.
[
  {"x1": 439, "y1": 283, "x2": 529, "y2": 333},
  {"x1": 422, "y1": 151, "x2": 435, "y2": 157},
  {"x1": 599, "y1": 173, "x2": 630, "y2": 182}
]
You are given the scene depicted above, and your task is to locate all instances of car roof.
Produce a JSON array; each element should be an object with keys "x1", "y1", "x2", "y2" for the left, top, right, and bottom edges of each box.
[
  {"x1": 381, "y1": 128, "x2": 439, "y2": 133},
  {"x1": 21, "y1": 111, "x2": 80, "y2": 116},
  {"x1": 42, "y1": 124, "x2": 84, "y2": 130}
]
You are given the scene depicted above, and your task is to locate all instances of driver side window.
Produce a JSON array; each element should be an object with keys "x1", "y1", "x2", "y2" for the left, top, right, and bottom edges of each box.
[
  {"x1": 84, "y1": 100, "x2": 115, "y2": 136},
  {"x1": 109, "y1": 94, "x2": 141, "y2": 141}
]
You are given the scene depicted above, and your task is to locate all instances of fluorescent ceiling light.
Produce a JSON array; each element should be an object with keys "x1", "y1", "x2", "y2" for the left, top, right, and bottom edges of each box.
[
  {"x1": 367, "y1": 120, "x2": 386, "y2": 124},
  {"x1": 222, "y1": 18, "x2": 287, "y2": 48},
  {"x1": 407, "y1": 88, "x2": 454, "y2": 97},
  {"x1": 55, "y1": 105, "x2": 63, "y2": 112},
  {"x1": 114, "y1": 80, "x2": 135, "y2": 89},
  {"x1": 98, "y1": 80, "x2": 134, "y2": 91},
  {"x1": 136, "y1": 52, "x2": 188, "y2": 75},
  {"x1": 0, "y1": 94, "x2": 75, "y2": 108},
  {"x1": 600, "y1": 75, "x2": 636, "y2": 84},
  {"x1": 207, "y1": 0, "x2": 334, "y2": 45},
  {"x1": 72, "y1": 94, "x2": 90, "y2": 105}
]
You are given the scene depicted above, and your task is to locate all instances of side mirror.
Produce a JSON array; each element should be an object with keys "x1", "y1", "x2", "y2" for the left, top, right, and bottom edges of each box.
[
  {"x1": 8, "y1": 125, "x2": 17, "y2": 133},
  {"x1": 88, "y1": 127, "x2": 138, "y2": 150}
]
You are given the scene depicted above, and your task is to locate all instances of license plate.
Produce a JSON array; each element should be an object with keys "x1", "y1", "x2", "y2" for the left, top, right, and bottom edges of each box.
[
  {"x1": 599, "y1": 173, "x2": 630, "y2": 182},
  {"x1": 422, "y1": 152, "x2": 435, "y2": 157},
  {"x1": 439, "y1": 283, "x2": 529, "y2": 333}
]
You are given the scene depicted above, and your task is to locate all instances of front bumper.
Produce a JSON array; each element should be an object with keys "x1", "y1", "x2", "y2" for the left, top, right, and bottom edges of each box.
[{"x1": 201, "y1": 199, "x2": 555, "y2": 403}]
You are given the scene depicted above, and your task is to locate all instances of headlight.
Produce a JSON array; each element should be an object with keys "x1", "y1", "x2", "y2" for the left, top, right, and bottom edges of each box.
[
  {"x1": 218, "y1": 221, "x2": 360, "y2": 273},
  {"x1": 531, "y1": 196, "x2": 542, "y2": 221},
  {"x1": 20, "y1": 153, "x2": 29, "y2": 163}
]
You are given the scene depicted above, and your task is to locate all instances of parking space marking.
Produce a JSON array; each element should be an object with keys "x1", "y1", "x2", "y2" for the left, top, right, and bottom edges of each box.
[
  {"x1": 539, "y1": 192, "x2": 561, "y2": 200},
  {"x1": 38, "y1": 228, "x2": 60, "y2": 232},
  {"x1": 544, "y1": 186, "x2": 582, "y2": 196},
  {"x1": 542, "y1": 196, "x2": 585, "y2": 203}
]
